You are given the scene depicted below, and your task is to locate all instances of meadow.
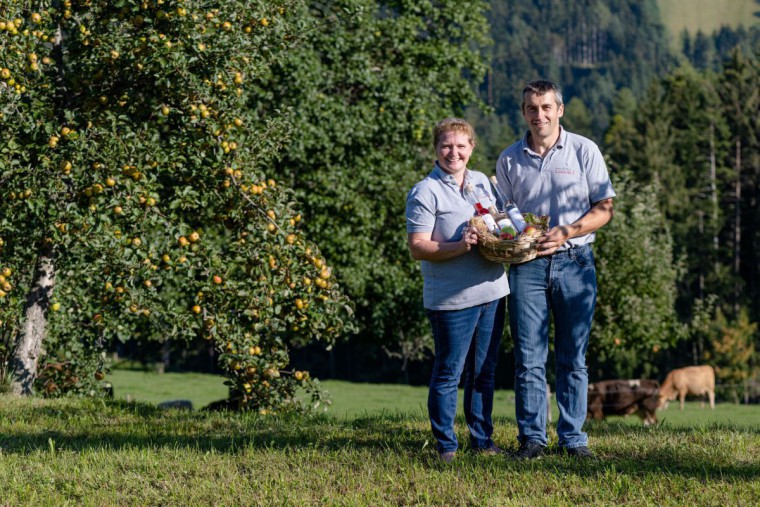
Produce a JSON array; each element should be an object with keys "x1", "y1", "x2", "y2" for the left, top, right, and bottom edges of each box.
[
  {"x1": 658, "y1": 0, "x2": 760, "y2": 40},
  {"x1": 107, "y1": 368, "x2": 760, "y2": 427},
  {"x1": 1, "y1": 371, "x2": 758, "y2": 505}
]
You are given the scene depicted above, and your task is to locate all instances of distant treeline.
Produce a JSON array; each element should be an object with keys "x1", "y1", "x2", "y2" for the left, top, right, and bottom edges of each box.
[{"x1": 680, "y1": 24, "x2": 760, "y2": 71}]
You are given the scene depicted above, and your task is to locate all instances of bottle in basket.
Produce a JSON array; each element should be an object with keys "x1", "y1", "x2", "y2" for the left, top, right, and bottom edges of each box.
[
  {"x1": 489, "y1": 176, "x2": 527, "y2": 233},
  {"x1": 504, "y1": 202, "x2": 527, "y2": 233},
  {"x1": 463, "y1": 183, "x2": 498, "y2": 234}
]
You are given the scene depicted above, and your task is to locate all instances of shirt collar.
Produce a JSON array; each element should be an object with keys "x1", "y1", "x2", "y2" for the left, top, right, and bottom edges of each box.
[
  {"x1": 433, "y1": 162, "x2": 470, "y2": 186},
  {"x1": 521, "y1": 126, "x2": 566, "y2": 155}
]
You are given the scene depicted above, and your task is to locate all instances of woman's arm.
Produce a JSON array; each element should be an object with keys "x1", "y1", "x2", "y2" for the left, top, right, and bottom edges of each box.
[{"x1": 408, "y1": 227, "x2": 479, "y2": 262}]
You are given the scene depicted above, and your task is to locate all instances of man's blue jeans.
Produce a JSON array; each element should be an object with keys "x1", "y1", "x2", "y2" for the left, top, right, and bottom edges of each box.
[
  {"x1": 427, "y1": 297, "x2": 505, "y2": 453},
  {"x1": 508, "y1": 245, "x2": 596, "y2": 449}
]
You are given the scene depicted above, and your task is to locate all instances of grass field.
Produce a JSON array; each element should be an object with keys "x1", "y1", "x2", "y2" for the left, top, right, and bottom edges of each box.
[
  {"x1": 658, "y1": 0, "x2": 760, "y2": 39},
  {"x1": 1, "y1": 392, "x2": 759, "y2": 505},
  {"x1": 106, "y1": 368, "x2": 229, "y2": 409},
  {"x1": 106, "y1": 368, "x2": 518, "y2": 419},
  {"x1": 106, "y1": 368, "x2": 760, "y2": 428}
]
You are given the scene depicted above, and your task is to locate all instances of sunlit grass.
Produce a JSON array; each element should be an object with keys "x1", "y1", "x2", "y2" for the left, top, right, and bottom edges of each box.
[
  {"x1": 106, "y1": 368, "x2": 229, "y2": 409},
  {"x1": 1, "y1": 395, "x2": 759, "y2": 506},
  {"x1": 107, "y1": 369, "x2": 760, "y2": 429}
]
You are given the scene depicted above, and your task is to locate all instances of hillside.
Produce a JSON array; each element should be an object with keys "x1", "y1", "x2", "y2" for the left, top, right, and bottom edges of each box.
[{"x1": 658, "y1": 0, "x2": 760, "y2": 39}]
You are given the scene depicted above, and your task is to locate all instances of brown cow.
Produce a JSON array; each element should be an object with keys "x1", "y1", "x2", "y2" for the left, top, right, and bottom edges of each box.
[
  {"x1": 657, "y1": 365, "x2": 715, "y2": 410},
  {"x1": 587, "y1": 379, "x2": 660, "y2": 426}
]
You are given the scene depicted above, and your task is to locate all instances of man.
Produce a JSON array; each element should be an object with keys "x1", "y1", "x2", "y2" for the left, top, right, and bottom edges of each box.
[{"x1": 496, "y1": 80, "x2": 615, "y2": 459}]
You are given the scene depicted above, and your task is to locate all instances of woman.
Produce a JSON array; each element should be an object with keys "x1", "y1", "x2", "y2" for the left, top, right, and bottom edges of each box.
[{"x1": 406, "y1": 118, "x2": 509, "y2": 462}]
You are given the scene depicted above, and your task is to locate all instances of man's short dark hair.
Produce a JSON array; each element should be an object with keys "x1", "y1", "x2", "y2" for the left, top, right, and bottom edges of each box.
[{"x1": 522, "y1": 80, "x2": 563, "y2": 108}]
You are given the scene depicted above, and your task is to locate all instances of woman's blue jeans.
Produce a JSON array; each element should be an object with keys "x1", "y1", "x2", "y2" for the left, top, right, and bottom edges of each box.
[
  {"x1": 426, "y1": 297, "x2": 505, "y2": 453},
  {"x1": 508, "y1": 245, "x2": 596, "y2": 449}
]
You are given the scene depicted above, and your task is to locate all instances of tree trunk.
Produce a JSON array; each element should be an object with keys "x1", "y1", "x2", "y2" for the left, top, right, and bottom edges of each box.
[
  {"x1": 487, "y1": 68, "x2": 493, "y2": 107},
  {"x1": 9, "y1": 12, "x2": 65, "y2": 396},
  {"x1": 10, "y1": 249, "x2": 55, "y2": 395},
  {"x1": 734, "y1": 137, "x2": 742, "y2": 314},
  {"x1": 709, "y1": 121, "x2": 719, "y2": 268},
  {"x1": 697, "y1": 210, "x2": 704, "y2": 299}
]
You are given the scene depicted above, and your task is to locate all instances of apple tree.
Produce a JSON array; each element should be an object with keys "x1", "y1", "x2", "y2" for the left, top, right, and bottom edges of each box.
[{"x1": 0, "y1": 0, "x2": 355, "y2": 411}]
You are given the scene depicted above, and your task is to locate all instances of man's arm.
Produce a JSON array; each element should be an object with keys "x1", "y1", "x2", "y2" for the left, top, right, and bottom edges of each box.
[
  {"x1": 535, "y1": 198, "x2": 614, "y2": 256},
  {"x1": 408, "y1": 228, "x2": 479, "y2": 262}
]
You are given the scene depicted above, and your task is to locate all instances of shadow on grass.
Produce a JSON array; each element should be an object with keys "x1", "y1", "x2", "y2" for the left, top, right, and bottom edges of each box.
[{"x1": 2, "y1": 400, "x2": 760, "y2": 480}]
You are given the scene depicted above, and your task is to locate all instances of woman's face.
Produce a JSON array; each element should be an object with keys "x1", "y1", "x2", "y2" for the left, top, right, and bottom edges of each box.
[{"x1": 435, "y1": 131, "x2": 473, "y2": 176}]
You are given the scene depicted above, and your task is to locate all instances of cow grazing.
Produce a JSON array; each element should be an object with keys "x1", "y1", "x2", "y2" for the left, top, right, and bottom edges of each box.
[
  {"x1": 657, "y1": 365, "x2": 715, "y2": 410},
  {"x1": 587, "y1": 379, "x2": 660, "y2": 426}
]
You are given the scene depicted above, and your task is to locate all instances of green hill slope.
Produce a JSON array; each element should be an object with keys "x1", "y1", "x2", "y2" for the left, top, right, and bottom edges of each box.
[{"x1": 658, "y1": 0, "x2": 760, "y2": 37}]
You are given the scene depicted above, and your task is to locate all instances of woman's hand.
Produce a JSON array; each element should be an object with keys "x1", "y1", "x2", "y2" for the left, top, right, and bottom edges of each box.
[{"x1": 461, "y1": 225, "x2": 479, "y2": 252}]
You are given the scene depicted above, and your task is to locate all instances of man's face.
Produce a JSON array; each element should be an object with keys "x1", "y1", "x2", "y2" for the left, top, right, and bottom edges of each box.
[{"x1": 522, "y1": 91, "x2": 564, "y2": 142}]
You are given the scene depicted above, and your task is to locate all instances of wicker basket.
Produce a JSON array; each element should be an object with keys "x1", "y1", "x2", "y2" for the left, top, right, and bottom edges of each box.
[{"x1": 469, "y1": 213, "x2": 549, "y2": 264}]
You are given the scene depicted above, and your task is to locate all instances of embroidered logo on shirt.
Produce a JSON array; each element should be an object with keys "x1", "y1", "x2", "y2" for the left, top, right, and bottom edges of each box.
[{"x1": 554, "y1": 167, "x2": 576, "y2": 175}]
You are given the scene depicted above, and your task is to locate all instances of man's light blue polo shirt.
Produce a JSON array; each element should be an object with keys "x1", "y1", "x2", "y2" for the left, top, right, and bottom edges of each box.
[
  {"x1": 406, "y1": 164, "x2": 509, "y2": 311},
  {"x1": 495, "y1": 127, "x2": 616, "y2": 250}
]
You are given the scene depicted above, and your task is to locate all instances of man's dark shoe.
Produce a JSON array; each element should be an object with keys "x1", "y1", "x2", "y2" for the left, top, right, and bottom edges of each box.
[
  {"x1": 564, "y1": 445, "x2": 595, "y2": 460},
  {"x1": 474, "y1": 443, "x2": 505, "y2": 456},
  {"x1": 511, "y1": 441, "x2": 545, "y2": 460}
]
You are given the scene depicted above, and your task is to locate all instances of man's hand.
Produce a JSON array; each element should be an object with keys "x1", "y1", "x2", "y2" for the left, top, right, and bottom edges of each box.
[
  {"x1": 535, "y1": 225, "x2": 570, "y2": 257},
  {"x1": 533, "y1": 198, "x2": 614, "y2": 257}
]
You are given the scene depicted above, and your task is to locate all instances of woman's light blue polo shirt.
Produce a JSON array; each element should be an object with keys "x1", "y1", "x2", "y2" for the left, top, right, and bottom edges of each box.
[{"x1": 406, "y1": 165, "x2": 509, "y2": 311}]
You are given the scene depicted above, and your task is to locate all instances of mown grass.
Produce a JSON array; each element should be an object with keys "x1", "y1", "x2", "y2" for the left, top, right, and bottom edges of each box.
[
  {"x1": 106, "y1": 368, "x2": 518, "y2": 417},
  {"x1": 106, "y1": 368, "x2": 229, "y2": 409},
  {"x1": 107, "y1": 368, "x2": 760, "y2": 428},
  {"x1": 1, "y1": 395, "x2": 759, "y2": 506},
  {"x1": 658, "y1": 0, "x2": 760, "y2": 40}
]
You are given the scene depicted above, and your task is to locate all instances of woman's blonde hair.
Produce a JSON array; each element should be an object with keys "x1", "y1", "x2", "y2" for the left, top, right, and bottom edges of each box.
[{"x1": 432, "y1": 118, "x2": 476, "y2": 148}]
